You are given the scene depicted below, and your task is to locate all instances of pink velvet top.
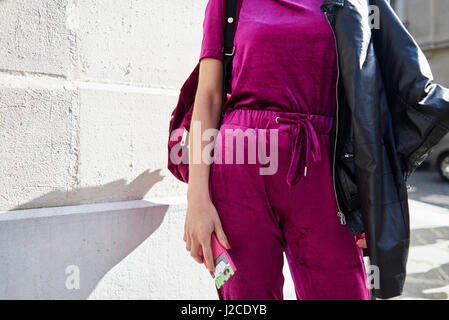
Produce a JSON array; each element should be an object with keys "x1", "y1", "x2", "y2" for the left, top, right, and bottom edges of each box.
[{"x1": 199, "y1": 0, "x2": 338, "y2": 117}]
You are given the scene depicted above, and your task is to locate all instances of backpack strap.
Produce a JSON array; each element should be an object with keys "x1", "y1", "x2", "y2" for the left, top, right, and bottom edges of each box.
[{"x1": 222, "y1": 0, "x2": 242, "y2": 107}]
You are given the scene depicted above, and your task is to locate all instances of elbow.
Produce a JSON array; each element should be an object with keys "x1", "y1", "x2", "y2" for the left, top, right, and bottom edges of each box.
[{"x1": 195, "y1": 85, "x2": 223, "y2": 115}]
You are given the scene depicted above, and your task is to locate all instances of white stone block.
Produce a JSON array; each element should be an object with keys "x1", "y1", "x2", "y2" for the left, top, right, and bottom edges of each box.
[
  {"x1": 78, "y1": 87, "x2": 187, "y2": 204},
  {"x1": 0, "y1": 0, "x2": 73, "y2": 76},
  {"x1": 0, "y1": 86, "x2": 79, "y2": 211},
  {"x1": 76, "y1": 0, "x2": 206, "y2": 88}
]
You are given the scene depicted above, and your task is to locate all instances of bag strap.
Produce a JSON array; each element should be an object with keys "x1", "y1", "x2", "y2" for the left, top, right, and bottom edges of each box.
[{"x1": 222, "y1": 0, "x2": 242, "y2": 107}]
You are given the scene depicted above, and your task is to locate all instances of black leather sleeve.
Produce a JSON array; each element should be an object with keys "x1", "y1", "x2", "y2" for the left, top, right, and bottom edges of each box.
[{"x1": 371, "y1": 0, "x2": 449, "y2": 179}]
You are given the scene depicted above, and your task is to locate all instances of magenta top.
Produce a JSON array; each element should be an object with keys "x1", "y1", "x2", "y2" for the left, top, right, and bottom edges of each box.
[{"x1": 199, "y1": 0, "x2": 338, "y2": 117}]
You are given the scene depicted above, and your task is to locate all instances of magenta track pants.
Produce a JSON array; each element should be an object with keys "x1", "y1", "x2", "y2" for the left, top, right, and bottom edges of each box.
[{"x1": 209, "y1": 108, "x2": 369, "y2": 300}]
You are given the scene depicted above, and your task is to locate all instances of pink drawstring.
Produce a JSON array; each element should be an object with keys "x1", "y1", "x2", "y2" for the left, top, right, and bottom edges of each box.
[{"x1": 276, "y1": 115, "x2": 322, "y2": 186}]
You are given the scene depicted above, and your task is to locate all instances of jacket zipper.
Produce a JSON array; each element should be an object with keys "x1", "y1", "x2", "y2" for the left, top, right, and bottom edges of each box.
[
  {"x1": 341, "y1": 153, "x2": 354, "y2": 159},
  {"x1": 324, "y1": 10, "x2": 346, "y2": 226}
]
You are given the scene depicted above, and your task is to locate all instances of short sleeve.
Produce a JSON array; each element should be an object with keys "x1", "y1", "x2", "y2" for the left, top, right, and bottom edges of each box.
[{"x1": 199, "y1": 0, "x2": 225, "y2": 62}]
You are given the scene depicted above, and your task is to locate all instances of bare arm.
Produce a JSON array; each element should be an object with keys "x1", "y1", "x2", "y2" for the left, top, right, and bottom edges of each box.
[
  {"x1": 183, "y1": 58, "x2": 230, "y2": 274},
  {"x1": 188, "y1": 58, "x2": 223, "y2": 201}
]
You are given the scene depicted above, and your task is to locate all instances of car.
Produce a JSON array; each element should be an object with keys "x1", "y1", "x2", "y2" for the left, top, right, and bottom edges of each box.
[{"x1": 425, "y1": 132, "x2": 449, "y2": 181}]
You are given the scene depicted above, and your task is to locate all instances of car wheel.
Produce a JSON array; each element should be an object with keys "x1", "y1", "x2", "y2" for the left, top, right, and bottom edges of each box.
[{"x1": 438, "y1": 152, "x2": 449, "y2": 182}]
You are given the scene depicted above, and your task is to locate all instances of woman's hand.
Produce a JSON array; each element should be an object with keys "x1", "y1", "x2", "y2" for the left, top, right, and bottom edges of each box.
[
  {"x1": 356, "y1": 232, "x2": 367, "y2": 249},
  {"x1": 357, "y1": 238, "x2": 367, "y2": 248},
  {"x1": 184, "y1": 194, "x2": 230, "y2": 275}
]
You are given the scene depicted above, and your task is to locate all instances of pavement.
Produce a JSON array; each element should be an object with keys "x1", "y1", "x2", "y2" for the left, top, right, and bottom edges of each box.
[
  {"x1": 396, "y1": 199, "x2": 449, "y2": 300},
  {"x1": 396, "y1": 168, "x2": 449, "y2": 299}
]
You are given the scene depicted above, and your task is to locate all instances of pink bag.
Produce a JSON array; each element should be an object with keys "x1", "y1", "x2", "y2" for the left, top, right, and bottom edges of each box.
[{"x1": 167, "y1": 0, "x2": 242, "y2": 183}]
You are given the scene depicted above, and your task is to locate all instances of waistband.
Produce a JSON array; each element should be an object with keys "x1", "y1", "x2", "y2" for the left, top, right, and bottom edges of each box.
[
  {"x1": 221, "y1": 109, "x2": 335, "y2": 186},
  {"x1": 222, "y1": 109, "x2": 334, "y2": 134}
]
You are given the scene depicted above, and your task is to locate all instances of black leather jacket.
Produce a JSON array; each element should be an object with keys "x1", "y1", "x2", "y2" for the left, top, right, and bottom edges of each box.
[{"x1": 320, "y1": 0, "x2": 449, "y2": 299}]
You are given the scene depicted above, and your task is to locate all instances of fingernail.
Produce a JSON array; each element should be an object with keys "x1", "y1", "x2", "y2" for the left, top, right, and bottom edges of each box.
[
  {"x1": 210, "y1": 270, "x2": 214, "y2": 275},
  {"x1": 226, "y1": 242, "x2": 231, "y2": 249}
]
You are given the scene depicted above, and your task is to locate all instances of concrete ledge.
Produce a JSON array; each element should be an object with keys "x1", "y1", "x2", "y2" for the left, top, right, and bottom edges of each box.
[
  {"x1": 0, "y1": 197, "x2": 218, "y2": 299},
  {"x1": 0, "y1": 199, "x2": 168, "y2": 221}
]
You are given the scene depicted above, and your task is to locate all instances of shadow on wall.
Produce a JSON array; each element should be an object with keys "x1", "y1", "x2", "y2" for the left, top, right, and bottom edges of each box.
[
  {"x1": 13, "y1": 169, "x2": 165, "y2": 210},
  {"x1": 0, "y1": 169, "x2": 169, "y2": 299}
]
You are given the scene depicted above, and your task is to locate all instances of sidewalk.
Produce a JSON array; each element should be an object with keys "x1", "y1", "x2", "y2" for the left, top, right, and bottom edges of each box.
[{"x1": 398, "y1": 199, "x2": 449, "y2": 299}]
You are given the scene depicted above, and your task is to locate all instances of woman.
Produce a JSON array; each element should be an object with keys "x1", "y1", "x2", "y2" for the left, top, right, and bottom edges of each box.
[
  {"x1": 184, "y1": 0, "x2": 369, "y2": 300},
  {"x1": 182, "y1": 0, "x2": 449, "y2": 300}
]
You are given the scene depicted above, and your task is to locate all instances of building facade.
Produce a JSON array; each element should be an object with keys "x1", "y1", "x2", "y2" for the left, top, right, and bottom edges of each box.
[{"x1": 391, "y1": 0, "x2": 449, "y2": 86}]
